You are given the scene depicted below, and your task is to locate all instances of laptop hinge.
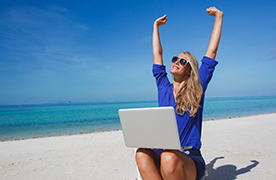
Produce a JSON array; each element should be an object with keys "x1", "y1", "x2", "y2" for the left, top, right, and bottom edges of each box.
[{"x1": 181, "y1": 146, "x2": 193, "y2": 150}]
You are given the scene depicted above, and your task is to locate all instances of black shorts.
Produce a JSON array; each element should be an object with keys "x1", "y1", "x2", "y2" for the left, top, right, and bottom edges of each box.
[{"x1": 180, "y1": 149, "x2": 206, "y2": 180}]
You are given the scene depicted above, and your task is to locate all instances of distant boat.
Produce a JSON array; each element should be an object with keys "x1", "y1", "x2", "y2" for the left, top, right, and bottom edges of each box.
[{"x1": 67, "y1": 101, "x2": 73, "y2": 104}]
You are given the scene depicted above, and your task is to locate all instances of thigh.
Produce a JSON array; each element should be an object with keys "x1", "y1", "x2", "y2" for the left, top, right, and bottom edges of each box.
[
  {"x1": 188, "y1": 155, "x2": 206, "y2": 180},
  {"x1": 181, "y1": 149, "x2": 206, "y2": 180}
]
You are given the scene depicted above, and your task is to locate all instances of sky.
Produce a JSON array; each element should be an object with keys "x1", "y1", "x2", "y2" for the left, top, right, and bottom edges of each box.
[{"x1": 0, "y1": 0, "x2": 276, "y2": 105}]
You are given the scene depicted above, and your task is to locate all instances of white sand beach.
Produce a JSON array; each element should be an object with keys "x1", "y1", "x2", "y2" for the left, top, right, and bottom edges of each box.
[{"x1": 1, "y1": 113, "x2": 275, "y2": 180}]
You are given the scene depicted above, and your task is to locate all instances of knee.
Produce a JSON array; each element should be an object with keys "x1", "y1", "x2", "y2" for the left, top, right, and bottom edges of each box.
[
  {"x1": 135, "y1": 148, "x2": 152, "y2": 170},
  {"x1": 160, "y1": 151, "x2": 183, "y2": 175}
]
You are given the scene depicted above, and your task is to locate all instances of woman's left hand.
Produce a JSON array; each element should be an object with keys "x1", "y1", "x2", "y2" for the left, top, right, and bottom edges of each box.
[{"x1": 154, "y1": 14, "x2": 168, "y2": 27}]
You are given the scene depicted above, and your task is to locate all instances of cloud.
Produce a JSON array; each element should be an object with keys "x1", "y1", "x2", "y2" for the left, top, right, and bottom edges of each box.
[
  {"x1": 0, "y1": 6, "x2": 64, "y2": 33},
  {"x1": 268, "y1": 47, "x2": 276, "y2": 60},
  {"x1": 48, "y1": 6, "x2": 69, "y2": 12},
  {"x1": 0, "y1": 6, "x2": 94, "y2": 71},
  {"x1": 0, "y1": 5, "x2": 90, "y2": 46},
  {"x1": 138, "y1": 36, "x2": 151, "y2": 43}
]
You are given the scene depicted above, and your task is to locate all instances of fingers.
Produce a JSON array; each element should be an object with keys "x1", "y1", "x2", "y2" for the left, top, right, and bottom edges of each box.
[
  {"x1": 206, "y1": 6, "x2": 217, "y2": 11},
  {"x1": 154, "y1": 14, "x2": 168, "y2": 26},
  {"x1": 160, "y1": 14, "x2": 167, "y2": 19},
  {"x1": 206, "y1": 6, "x2": 223, "y2": 16},
  {"x1": 206, "y1": 6, "x2": 217, "y2": 14},
  {"x1": 158, "y1": 14, "x2": 168, "y2": 22}
]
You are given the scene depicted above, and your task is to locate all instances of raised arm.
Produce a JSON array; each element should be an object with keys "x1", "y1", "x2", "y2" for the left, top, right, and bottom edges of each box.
[
  {"x1": 205, "y1": 7, "x2": 224, "y2": 60},
  {"x1": 153, "y1": 15, "x2": 167, "y2": 65}
]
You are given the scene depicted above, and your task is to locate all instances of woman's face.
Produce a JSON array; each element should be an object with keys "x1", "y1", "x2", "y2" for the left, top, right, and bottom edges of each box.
[{"x1": 170, "y1": 53, "x2": 191, "y2": 81}]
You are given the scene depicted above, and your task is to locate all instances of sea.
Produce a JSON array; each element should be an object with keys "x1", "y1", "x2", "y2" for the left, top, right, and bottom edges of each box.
[{"x1": 1, "y1": 96, "x2": 276, "y2": 141}]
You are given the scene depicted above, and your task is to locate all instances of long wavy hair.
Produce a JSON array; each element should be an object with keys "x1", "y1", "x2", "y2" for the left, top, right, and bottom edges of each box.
[{"x1": 175, "y1": 51, "x2": 203, "y2": 117}]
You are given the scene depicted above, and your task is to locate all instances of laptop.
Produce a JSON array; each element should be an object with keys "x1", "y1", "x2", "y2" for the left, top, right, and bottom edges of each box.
[{"x1": 118, "y1": 106, "x2": 192, "y2": 150}]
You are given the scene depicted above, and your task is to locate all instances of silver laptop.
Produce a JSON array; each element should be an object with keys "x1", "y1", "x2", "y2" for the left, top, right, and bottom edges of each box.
[{"x1": 118, "y1": 106, "x2": 192, "y2": 150}]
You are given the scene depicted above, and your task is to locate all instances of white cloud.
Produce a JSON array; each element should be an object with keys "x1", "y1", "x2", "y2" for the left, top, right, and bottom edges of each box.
[
  {"x1": 267, "y1": 47, "x2": 276, "y2": 60},
  {"x1": 0, "y1": 6, "x2": 95, "y2": 69}
]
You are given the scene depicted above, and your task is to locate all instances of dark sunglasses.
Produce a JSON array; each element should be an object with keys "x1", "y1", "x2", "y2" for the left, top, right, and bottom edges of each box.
[{"x1": 171, "y1": 56, "x2": 189, "y2": 67}]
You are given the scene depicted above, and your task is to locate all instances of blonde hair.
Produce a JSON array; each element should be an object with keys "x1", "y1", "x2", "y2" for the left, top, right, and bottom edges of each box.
[{"x1": 175, "y1": 51, "x2": 203, "y2": 117}]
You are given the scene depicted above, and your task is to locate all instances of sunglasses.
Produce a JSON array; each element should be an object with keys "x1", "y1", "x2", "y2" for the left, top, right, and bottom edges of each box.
[{"x1": 171, "y1": 56, "x2": 189, "y2": 67}]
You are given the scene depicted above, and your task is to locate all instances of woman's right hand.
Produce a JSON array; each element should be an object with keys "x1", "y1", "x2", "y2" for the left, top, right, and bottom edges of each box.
[
  {"x1": 154, "y1": 15, "x2": 168, "y2": 27},
  {"x1": 206, "y1": 7, "x2": 223, "y2": 17},
  {"x1": 205, "y1": 6, "x2": 224, "y2": 60}
]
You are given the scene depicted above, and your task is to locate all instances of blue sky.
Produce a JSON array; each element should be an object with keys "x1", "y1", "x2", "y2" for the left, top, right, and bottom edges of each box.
[{"x1": 0, "y1": 0, "x2": 276, "y2": 105}]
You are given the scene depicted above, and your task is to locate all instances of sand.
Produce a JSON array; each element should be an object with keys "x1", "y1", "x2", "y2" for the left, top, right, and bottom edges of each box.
[{"x1": 0, "y1": 113, "x2": 275, "y2": 180}]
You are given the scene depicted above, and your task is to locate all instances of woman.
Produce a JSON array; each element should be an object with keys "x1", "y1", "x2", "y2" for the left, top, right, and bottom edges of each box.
[{"x1": 135, "y1": 7, "x2": 223, "y2": 180}]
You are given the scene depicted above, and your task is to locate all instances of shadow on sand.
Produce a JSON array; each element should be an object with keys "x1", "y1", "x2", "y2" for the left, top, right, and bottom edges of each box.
[{"x1": 205, "y1": 157, "x2": 259, "y2": 180}]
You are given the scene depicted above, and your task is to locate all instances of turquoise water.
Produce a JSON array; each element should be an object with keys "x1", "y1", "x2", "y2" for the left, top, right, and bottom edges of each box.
[
  {"x1": 203, "y1": 96, "x2": 276, "y2": 120},
  {"x1": 1, "y1": 96, "x2": 276, "y2": 141}
]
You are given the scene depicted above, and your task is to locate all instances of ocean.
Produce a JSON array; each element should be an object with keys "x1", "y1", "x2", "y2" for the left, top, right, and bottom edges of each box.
[{"x1": 1, "y1": 96, "x2": 276, "y2": 141}]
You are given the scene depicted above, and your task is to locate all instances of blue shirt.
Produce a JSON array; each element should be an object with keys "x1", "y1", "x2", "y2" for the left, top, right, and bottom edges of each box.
[{"x1": 152, "y1": 56, "x2": 218, "y2": 149}]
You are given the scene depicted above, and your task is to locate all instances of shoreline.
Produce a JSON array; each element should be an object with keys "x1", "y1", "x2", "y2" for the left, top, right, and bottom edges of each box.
[
  {"x1": 1, "y1": 113, "x2": 275, "y2": 179},
  {"x1": 1, "y1": 112, "x2": 276, "y2": 143},
  {"x1": 203, "y1": 111, "x2": 276, "y2": 121}
]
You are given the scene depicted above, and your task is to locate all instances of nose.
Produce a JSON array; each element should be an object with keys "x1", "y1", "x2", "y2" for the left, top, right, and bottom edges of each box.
[
  {"x1": 172, "y1": 58, "x2": 179, "y2": 64},
  {"x1": 174, "y1": 59, "x2": 180, "y2": 65}
]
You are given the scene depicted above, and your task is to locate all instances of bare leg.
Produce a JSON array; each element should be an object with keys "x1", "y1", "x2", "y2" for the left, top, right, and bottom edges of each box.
[
  {"x1": 135, "y1": 148, "x2": 162, "y2": 180},
  {"x1": 160, "y1": 150, "x2": 196, "y2": 180}
]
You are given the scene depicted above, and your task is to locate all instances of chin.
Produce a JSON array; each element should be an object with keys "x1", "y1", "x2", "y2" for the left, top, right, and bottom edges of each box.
[
  {"x1": 170, "y1": 68, "x2": 178, "y2": 75},
  {"x1": 170, "y1": 69, "x2": 175, "y2": 75}
]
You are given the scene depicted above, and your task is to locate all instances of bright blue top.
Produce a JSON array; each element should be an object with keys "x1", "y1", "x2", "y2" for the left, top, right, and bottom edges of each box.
[{"x1": 152, "y1": 56, "x2": 218, "y2": 149}]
